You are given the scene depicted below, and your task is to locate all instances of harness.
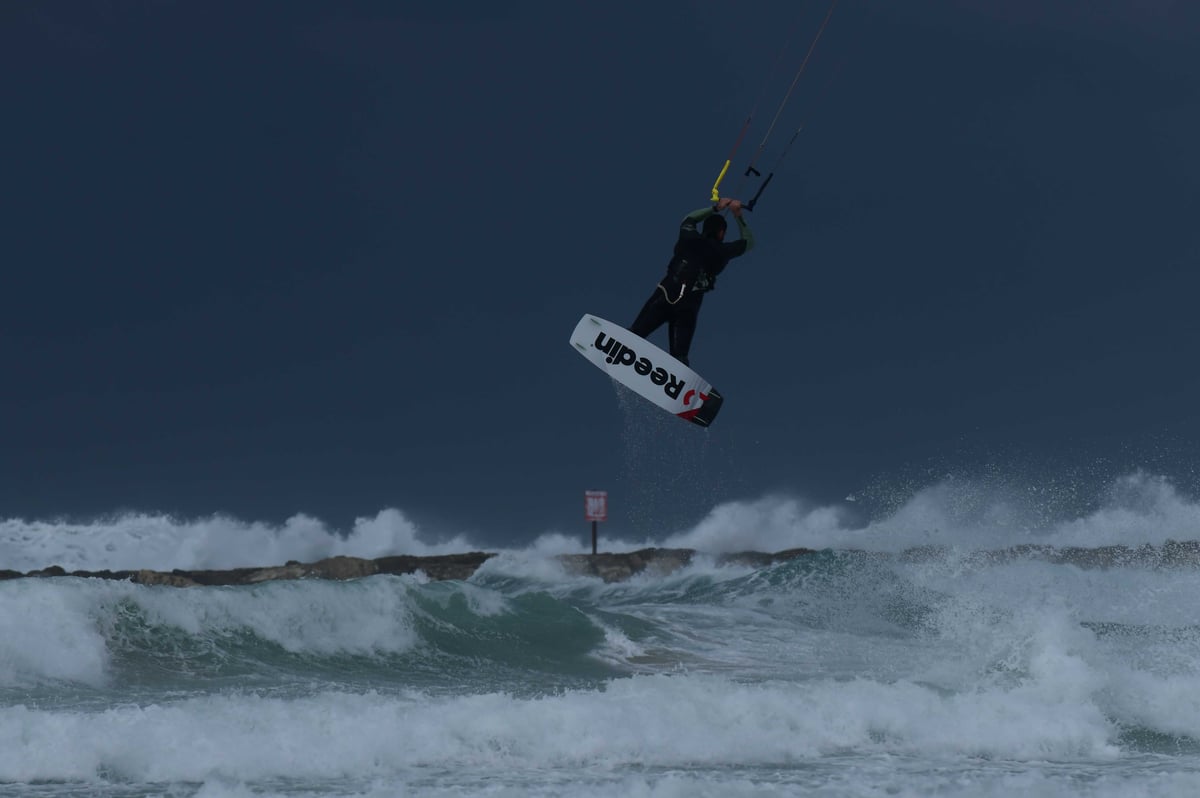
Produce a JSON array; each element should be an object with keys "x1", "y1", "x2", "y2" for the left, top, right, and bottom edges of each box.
[
  {"x1": 656, "y1": 256, "x2": 717, "y2": 304},
  {"x1": 657, "y1": 281, "x2": 690, "y2": 305}
]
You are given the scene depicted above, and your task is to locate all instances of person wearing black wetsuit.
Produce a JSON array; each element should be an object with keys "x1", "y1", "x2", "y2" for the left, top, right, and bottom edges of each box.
[{"x1": 628, "y1": 197, "x2": 755, "y2": 366}]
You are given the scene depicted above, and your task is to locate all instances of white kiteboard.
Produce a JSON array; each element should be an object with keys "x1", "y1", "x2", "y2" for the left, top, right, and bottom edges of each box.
[{"x1": 569, "y1": 314, "x2": 724, "y2": 427}]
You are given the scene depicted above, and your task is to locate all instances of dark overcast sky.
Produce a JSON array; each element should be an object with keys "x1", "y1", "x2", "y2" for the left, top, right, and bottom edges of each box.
[{"x1": 3, "y1": 1, "x2": 1199, "y2": 543}]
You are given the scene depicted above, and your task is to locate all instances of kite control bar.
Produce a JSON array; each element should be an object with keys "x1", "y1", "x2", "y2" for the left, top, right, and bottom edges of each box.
[
  {"x1": 744, "y1": 174, "x2": 771, "y2": 212},
  {"x1": 740, "y1": 126, "x2": 802, "y2": 212}
]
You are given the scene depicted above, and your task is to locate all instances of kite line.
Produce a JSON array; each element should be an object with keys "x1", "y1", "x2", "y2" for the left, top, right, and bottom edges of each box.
[{"x1": 708, "y1": 0, "x2": 842, "y2": 211}]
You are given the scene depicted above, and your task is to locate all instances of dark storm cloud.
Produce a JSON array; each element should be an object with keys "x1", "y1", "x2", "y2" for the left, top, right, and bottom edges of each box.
[{"x1": 2, "y1": 0, "x2": 1198, "y2": 542}]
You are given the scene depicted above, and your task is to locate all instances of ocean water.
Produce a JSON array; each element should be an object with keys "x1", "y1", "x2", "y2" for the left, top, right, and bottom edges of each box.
[{"x1": 3, "y1": 471, "x2": 1200, "y2": 797}]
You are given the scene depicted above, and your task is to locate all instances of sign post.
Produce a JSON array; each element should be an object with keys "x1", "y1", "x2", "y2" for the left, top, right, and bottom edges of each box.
[{"x1": 584, "y1": 490, "x2": 607, "y2": 555}]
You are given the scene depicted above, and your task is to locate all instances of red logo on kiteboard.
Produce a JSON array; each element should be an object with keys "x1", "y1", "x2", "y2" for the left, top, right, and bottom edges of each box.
[{"x1": 676, "y1": 389, "x2": 710, "y2": 420}]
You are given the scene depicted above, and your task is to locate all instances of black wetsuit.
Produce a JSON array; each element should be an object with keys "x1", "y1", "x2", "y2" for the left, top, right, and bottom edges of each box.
[{"x1": 629, "y1": 207, "x2": 753, "y2": 366}]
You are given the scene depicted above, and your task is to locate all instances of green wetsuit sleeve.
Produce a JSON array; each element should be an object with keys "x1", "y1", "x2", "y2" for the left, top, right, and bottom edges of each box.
[
  {"x1": 681, "y1": 206, "x2": 717, "y2": 236},
  {"x1": 734, "y1": 214, "x2": 755, "y2": 253}
]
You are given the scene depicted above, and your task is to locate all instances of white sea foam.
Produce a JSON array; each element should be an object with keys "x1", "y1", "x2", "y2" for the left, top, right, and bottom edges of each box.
[
  {"x1": 0, "y1": 507, "x2": 473, "y2": 572},
  {"x1": 2, "y1": 472, "x2": 1197, "y2": 573},
  {"x1": 0, "y1": 672, "x2": 1125, "y2": 784}
]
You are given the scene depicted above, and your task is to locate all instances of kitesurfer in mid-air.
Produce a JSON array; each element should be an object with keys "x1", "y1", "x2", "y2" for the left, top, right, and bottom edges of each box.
[{"x1": 628, "y1": 197, "x2": 755, "y2": 366}]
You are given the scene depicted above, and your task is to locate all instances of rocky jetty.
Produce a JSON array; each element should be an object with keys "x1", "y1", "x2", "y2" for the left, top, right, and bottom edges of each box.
[
  {"x1": 0, "y1": 552, "x2": 496, "y2": 587},
  {"x1": 2, "y1": 541, "x2": 1200, "y2": 587},
  {"x1": 556, "y1": 547, "x2": 817, "y2": 582}
]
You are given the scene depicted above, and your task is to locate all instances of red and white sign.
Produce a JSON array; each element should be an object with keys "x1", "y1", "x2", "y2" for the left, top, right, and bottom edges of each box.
[{"x1": 584, "y1": 490, "x2": 608, "y2": 522}]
